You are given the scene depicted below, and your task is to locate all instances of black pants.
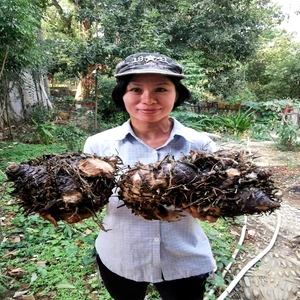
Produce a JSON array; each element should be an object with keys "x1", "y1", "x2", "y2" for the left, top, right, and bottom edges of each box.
[{"x1": 96, "y1": 255, "x2": 208, "y2": 300}]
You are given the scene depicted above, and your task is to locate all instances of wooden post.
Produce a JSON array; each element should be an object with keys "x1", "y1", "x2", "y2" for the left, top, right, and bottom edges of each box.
[{"x1": 93, "y1": 69, "x2": 99, "y2": 133}]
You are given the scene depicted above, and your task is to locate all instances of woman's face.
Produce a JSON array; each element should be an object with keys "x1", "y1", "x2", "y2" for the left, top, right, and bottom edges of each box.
[{"x1": 123, "y1": 74, "x2": 177, "y2": 123}]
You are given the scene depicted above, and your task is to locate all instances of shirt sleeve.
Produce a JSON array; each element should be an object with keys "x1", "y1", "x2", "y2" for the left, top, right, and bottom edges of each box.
[{"x1": 83, "y1": 136, "x2": 98, "y2": 155}]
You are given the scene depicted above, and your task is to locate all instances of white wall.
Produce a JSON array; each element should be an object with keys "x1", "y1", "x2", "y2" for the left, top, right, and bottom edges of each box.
[{"x1": 8, "y1": 73, "x2": 53, "y2": 119}]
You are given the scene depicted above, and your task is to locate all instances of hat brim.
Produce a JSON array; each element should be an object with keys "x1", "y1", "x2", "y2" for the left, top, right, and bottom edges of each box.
[{"x1": 114, "y1": 69, "x2": 186, "y2": 79}]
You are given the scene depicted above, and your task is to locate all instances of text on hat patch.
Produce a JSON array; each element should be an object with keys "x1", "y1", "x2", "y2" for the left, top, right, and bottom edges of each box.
[{"x1": 131, "y1": 55, "x2": 169, "y2": 65}]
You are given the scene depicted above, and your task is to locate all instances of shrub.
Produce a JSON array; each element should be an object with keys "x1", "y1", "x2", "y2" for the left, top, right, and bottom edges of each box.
[
  {"x1": 53, "y1": 123, "x2": 87, "y2": 151},
  {"x1": 273, "y1": 121, "x2": 299, "y2": 151}
]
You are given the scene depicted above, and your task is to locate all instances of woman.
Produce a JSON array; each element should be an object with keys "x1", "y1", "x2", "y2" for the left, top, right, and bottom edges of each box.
[{"x1": 84, "y1": 52, "x2": 218, "y2": 300}]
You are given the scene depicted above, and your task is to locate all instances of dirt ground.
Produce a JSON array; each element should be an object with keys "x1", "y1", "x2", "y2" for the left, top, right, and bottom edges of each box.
[{"x1": 219, "y1": 140, "x2": 300, "y2": 300}]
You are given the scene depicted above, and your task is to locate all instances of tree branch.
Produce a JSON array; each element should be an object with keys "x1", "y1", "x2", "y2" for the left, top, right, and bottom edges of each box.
[
  {"x1": 50, "y1": 0, "x2": 65, "y2": 16},
  {"x1": 0, "y1": 46, "x2": 9, "y2": 80}
]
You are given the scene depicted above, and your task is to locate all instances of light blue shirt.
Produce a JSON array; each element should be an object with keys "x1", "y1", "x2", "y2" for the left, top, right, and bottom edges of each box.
[{"x1": 83, "y1": 118, "x2": 217, "y2": 283}]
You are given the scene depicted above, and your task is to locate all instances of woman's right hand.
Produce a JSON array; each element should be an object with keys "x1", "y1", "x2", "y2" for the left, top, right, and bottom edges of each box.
[{"x1": 182, "y1": 204, "x2": 218, "y2": 223}]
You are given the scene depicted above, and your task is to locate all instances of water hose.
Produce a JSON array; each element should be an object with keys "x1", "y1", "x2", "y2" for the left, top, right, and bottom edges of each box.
[
  {"x1": 204, "y1": 216, "x2": 248, "y2": 300},
  {"x1": 216, "y1": 211, "x2": 281, "y2": 300}
]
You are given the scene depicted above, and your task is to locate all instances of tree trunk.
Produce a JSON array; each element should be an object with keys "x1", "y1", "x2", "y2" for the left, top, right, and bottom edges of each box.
[{"x1": 75, "y1": 73, "x2": 94, "y2": 101}]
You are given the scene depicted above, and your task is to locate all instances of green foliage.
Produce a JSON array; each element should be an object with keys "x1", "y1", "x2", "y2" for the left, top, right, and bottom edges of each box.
[
  {"x1": 98, "y1": 111, "x2": 129, "y2": 130},
  {"x1": 53, "y1": 123, "x2": 87, "y2": 151},
  {"x1": 241, "y1": 100, "x2": 300, "y2": 132},
  {"x1": 1, "y1": 213, "x2": 100, "y2": 299},
  {"x1": 171, "y1": 108, "x2": 253, "y2": 136},
  {"x1": 28, "y1": 121, "x2": 88, "y2": 150},
  {"x1": 171, "y1": 110, "x2": 218, "y2": 132},
  {"x1": 171, "y1": 0, "x2": 281, "y2": 97},
  {"x1": 202, "y1": 219, "x2": 239, "y2": 296},
  {"x1": 249, "y1": 123, "x2": 271, "y2": 141},
  {"x1": 179, "y1": 53, "x2": 208, "y2": 101},
  {"x1": 41, "y1": 0, "x2": 281, "y2": 98},
  {"x1": 31, "y1": 119, "x2": 57, "y2": 145},
  {"x1": 0, "y1": 0, "x2": 47, "y2": 73},
  {"x1": 26, "y1": 105, "x2": 57, "y2": 124},
  {"x1": 216, "y1": 109, "x2": 254, "y2": 136},
  {"x1": 0, "y1": 142, "x2": 66, "y2": 170},
  {"x1": 246, "y1": 32, "x2": 300, "y2": 100},
  {"x1": 96, "y1": 76, "x2": 128, "y2": 123},
  {"x1": 54, "y1": 95, "x2": 77, "y2": 108},
  {"x1": 11, "y1": 104, "x2": 87, "y2": 149},
  {"x1": 273, "y1": 121, "x2": 300, "y2": 151},
  {"x1": 0, "y1": 273, "x2": 10, "y2": 296}
]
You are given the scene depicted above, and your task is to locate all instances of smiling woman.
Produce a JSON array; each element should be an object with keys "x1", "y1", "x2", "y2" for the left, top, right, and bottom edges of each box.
[
  {"x1": 83, "y1": 52, "x2": 218, "y2": 300},
  {"x1": 122, "y1": 74, "x2": 177, "y2": 148},
  {"x1": 111, "y1": 53, "x2": 191, "y2": 112},
  {"x1": 124, "y1": 75, "x2": 176, "y2": 118}
]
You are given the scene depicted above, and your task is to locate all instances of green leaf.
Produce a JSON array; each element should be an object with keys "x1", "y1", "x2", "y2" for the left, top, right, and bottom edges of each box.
[
  {"x1": 56, "y1": 283, "x2": 76, "y2": 289},
  {"x1": 37, "y1": 267, "x2": 47, "y2": 276},
  {"x1": 30, "y1": 272, "x2": 38, "y2": 283},
  {"x1": 82, "y1": 255, "x2": 95, "y2": 265}
]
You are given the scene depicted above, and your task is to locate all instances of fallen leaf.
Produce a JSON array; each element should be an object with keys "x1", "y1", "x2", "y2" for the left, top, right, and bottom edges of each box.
[
  {"x1": 85, "y1": 229, "x2": 92, "y2": 235},
  {"x1": 91, "y1": 291, "x2": 98, "y2": 300},
  {"x1": 36, "y1": 261, "x2": 48, "y2": 267},
  {"x1": 3, "y1": 250, "x2": 18, "y2": 258},
  {"x1": 14, "y1": 236, "x2": 21, "y2": 243},
  {"x1": 247, "y1": 229, "x2": 256, "y2": 238},
  {"x1": 13, "y1": 290, "x2": 29, "y2": 297},
  {"x1": 230, "y1": 230, "x2": 240, "y2": 236},
  {"x1": 9, "y1": 268, "x2": 25, "y2": 277}
]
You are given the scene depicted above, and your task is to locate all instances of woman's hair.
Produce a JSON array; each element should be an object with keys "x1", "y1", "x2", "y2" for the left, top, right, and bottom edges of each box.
[{"x1": 111, "y1": 75, "x2": 192, "y2": 111}]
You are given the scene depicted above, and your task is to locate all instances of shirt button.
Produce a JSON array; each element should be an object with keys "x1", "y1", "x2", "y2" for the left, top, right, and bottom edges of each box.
[{"x1": 154, "y1": 238, "x2": 160, "y2": 242}]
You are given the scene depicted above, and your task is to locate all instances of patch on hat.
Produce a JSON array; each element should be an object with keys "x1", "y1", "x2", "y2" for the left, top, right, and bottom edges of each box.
[{"x1": 115, "y1": 53, "x2": 186, "y2": 79}]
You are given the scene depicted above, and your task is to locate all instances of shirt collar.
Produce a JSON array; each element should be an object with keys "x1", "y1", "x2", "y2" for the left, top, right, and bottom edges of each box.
[
  {"x1": 171, "y1": 118, "x2": 194, "y2": 143},
  {"x1": 115, "y1": 118, "x2": 194, "y2": 143},
  {"x1": 113, "y1": 120, "x2": 132, "y2": 140}
]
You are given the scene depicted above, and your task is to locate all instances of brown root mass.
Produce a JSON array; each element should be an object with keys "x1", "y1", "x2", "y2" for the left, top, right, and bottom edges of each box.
[
  {"x1": 5, "y1": 149, "x2": 281, "y2": 225},
  {"x1": 5, "y1": 153, "x2": 121, "y2": 228},
  {"x1": 117, "y1": 149, "x2": 281, "y2": 221}
]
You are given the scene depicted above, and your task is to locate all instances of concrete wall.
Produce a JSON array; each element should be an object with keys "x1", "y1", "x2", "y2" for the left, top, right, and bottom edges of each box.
[{"x1": 8, "y1": 73, "x2": 53, "y2": 119}]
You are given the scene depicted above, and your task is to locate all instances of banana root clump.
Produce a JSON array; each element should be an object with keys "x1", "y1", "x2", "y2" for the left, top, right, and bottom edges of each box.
[
  {"x1": 117, "y1": 149, "x2": 281, "y2": 221},
  {"x1": 5, "y1": 153, "x2": 122, "y2": 228}
]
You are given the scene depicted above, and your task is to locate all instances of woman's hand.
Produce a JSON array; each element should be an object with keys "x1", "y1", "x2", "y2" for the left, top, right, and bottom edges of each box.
[{"x1": 182, "y1": 204, "x2": 218, "y2": 223}]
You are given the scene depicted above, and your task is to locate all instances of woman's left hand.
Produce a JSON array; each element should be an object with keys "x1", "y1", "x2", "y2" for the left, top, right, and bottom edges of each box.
[{"x1": 182, "y1": 204, "x2": 218, "y2": 223}]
